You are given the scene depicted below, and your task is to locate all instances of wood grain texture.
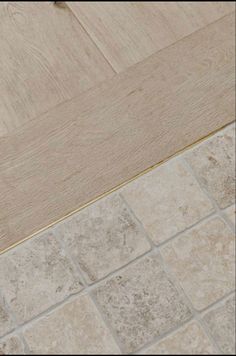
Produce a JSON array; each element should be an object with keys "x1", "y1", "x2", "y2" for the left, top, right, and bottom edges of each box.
[
  {"x1": 0, "y1": 13, "x2": 235, "y2": 251},
  {"x1": 67, "y1": 1, "x2": 235, "y2": 72},
  {"x1": 0, "y1": 2, "x2": 114, "y2": 135}
]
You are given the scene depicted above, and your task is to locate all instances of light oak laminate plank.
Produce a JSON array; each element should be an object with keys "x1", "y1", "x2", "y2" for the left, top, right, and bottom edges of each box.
[
  {"x1": 68, "y1": 1, "x2": 235, "y2": 72},
  {"x1": 0, "y1": 2, "x2": 114, "y2": 135},
  {"x1": 0, "y1": 13, "x2": 234, "y2": 251}
]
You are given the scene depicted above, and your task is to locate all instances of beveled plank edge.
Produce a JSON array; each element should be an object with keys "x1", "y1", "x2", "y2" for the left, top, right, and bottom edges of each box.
[
  {"x1": 1, "y1": 120, "x2": 234, "y2": 256},
  {"x1": 62, "y1": 1, "x2": 117, "y2": 73},
  {"x1": 67, "y1": 2, "x2": 236, "y2": 73}
]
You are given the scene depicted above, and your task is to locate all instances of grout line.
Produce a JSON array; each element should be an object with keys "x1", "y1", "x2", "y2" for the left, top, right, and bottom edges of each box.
[
  {"x1": 137, "y1": 209, "x2": 216, "y2": 250},
  {"x1": 1, "y1": 121, "x2": 233, "y2": 256},
  {"x1": 198, "y1": 291, "x2": 236, "y2": 353},
  {"x1": 157, "y1": 251, "x2": 223, "y2": 354},
  {"x1": 0, "y1": 329, "x2": 29, "y2": 354},
  {"x1": 0, "y1": 290, "x2": 91, "y2": 340},
  {"x1": 51, "y1": 224, "x2": 123, "y2": 353},
  {"x1": 119, "y1": 193, "x2": 155, "y2": 250},
  {"x1": 51, "y1": 214, "x2": 123, "y2": 353},
  {"x1": 53, "y1": 226, "x2": 89, "y2": 289},
  {"x1": 83, "y1": 249, "x2": 153, "y2": 294},
  {"x1": 0, "y1": 228, "x2": 234, "y2": 351},
  {"x1": 89, "y1": 292, "x2": 123, "y2": 354},
  {"x1": 18, "y1": 331, "x2": 31, "y2": 355},
  {"x1": 200, "y1": 290, "x2": 235, "y2": 317},
  {"x1": 121, "y1": 172, "x2": 219, "y2": 251},
  {"x1": 198, "y1": 317, "x2": 223, "y2": 355},
  {"x1": 134, "y1": 316, "x2": 194, "y2": 355},
  {"x1": 0, "y1": 289, "x2": 17, "y2": 338},
  {"x1": 0, "y1": 143, "x2": 233, "y2": 342},
  {"x1": 221, "y1": 206, "x2": 235, "y2": 233},
  {"x1": 121, "y1": 164, "x2": 235, "y2": 355},
  {"x1": 181, "y1": 156, "x2": 236, "y2": 235}
]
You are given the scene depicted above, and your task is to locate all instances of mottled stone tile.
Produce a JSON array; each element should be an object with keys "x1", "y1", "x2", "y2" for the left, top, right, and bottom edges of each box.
[
  {"x1": 122, "y1": 159, "x2": 213, "y2": 244},
  {"x1": 0, "y1": 334, "x2": 25, "y2": 355},
  {"x1": 161, "y1": 217, "x2": 235, "y2": 310},
  {"x1": 0, "y1": 231, "x2": 83, "y2": 324},
  {"x1": 24, "y1": 295, "x2": 120, "y2": 355},
  {"x1": 185, "y1": 125, "x2": 235, "y2": 208},
  {"x1": 55, "y1": 194, "x2": 150, "y2": 284},
  {"x1": 0, "y1": 297, "x2": 14, "y2": 337},
  {"x1": 93, "y1": 254, "x2": 192, "y2": 353},
  {"x1": 142, "y1": 321, "x2": 216, "y2": 354},
  {"x1": 203, "y1": 295, "x2": 235, "y2": 354},
  {"x1": 224, "y1": 204, "x2": 235, "y2": 228}
]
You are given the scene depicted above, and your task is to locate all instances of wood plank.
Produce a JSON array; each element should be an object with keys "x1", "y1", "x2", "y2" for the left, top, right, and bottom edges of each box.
[
  {"x1": 0, "y1": 2, "x2": 114, "y2": 135},
  {"x1": 68, "y1": 1, "x2": 235, "y2": 72},
  {"x1": 0, "y1": 13, "x2": 234, "y2": 252}
]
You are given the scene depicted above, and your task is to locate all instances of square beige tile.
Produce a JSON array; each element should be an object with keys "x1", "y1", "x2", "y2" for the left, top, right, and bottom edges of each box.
[
  {"x1": 185, "y1": 124, "x2": 235, "y2": 208},
  {"x1": 0, "y1": 231, "x2": 83, "y2": 324},
  {"x1": 24, "y1": 294, "x2": 120, "y2": 355},
  {"x1": 142, "y1": 321, "x2": 216, "y2": 354},
  {"x1": 0, "y1": 298, "x2": 14, "y2": 337},
  {"x1": 161, "y1": 217, "x2": 235, "y2": 310},
  {"x1": 224, "y1": 204, "x2": 235, "y2": 228},
  {"x1": 203, "y1": 294, "x2": 235, "y2": 355},
  {"x1": 93, "y1": 254, "x2": 192, "y2": 353},
  {"x1": 55, "y1": 193, "x2": 150, "y2": 284},
  {"x1": 0, "y1": 335, "x2": 25, "y2": 355},
  {"x1": 122, "y1": 159, "x2": 213, "y2": 245}
]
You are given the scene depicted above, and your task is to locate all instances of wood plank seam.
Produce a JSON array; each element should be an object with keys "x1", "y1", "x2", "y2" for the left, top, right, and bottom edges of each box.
[
  {"x1": 65, "y1": 1, "x2": 118, "y2": 73},
  {"x1": 67, "y1": 2, "x2": 235, "y2": 72},
  {"x1": 0, "y1": 10, "x2": 234, "y2": 252}
]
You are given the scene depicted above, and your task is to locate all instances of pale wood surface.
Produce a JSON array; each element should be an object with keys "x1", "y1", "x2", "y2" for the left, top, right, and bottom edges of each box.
[
  {"x1": 0, "y1": 2, "x2": 114, "y2": 135},
  {"x1": 68, "y1": 1, "x2": 235, "y2": 72},
  {"x1": 0, "y1": 13, "x2": 234, "y2": 251}
]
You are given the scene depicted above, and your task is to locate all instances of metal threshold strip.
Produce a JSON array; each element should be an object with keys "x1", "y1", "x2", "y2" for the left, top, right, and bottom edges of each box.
[{"x1": 1, "y1": 121, "x2": 233, "y2": 255}]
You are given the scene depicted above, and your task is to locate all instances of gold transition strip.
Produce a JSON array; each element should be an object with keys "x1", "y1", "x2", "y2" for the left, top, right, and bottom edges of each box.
[{"x1": 1, "y1": 121, "x2": 235, "y2": 255}]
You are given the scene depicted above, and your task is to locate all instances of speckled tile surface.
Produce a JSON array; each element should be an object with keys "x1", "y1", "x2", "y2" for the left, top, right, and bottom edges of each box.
[
  {"x1": 93, "y1": 254, "x2": 192, "y2": 353},
  {"x1": 23, "y1": 295, "x2": 120, "y2": 355},
  {"x1": 0, "y1": 298, "x2": 14, "y2": 338},
  {"x1": 121, "y1": 159, "x2": 214, "y2": 244},
  {"x1": 185, "y1": 125, "x2": 235, "y2": 209},
  {"x1": 142, "y1": 321, "x2": 217, "y2": 354},
  {"x1": 161, "y1": 217, "x2": 235, "y2": 310},
  {"x1": 0, "y1": 124, "x2": 235, "y2": 355},
  {"x1": 203, "y1": 294, "x2": 236, "y2": 355},
  {"x1": 224, "y1": 204, "x2": 235, "y2": 227},
  {"x1": 54, "y1": 194, "x2": 150, "y2": 284},
  {"x1": 0, "y1": 231, "x2": 83, "y2": 324},
  {"x1": 0, "y1": 335, "x2": 25, "y2": 355}
]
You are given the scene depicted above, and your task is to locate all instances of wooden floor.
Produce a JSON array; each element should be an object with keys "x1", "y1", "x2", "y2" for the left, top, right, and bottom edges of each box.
[{"x1": 0, "y1": 2, "x2": 235, "y2": 252}]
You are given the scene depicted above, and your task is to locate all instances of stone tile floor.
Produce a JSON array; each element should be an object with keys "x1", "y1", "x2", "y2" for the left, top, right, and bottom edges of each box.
[{"x1": 0, "y1": 123, "x2": 235, "y2": 355}]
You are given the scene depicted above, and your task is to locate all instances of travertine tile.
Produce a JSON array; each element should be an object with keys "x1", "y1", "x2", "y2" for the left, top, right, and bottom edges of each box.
[
  {"x1": 0, "y1": 334, "x2": 25, "y2": 355},
  {"x1": 224, "y1": 204, "x2": 235, "y2": 228},
  {"x1": 0, "y1": 298, "x2": 13, "y2": 337},
  {"x1": 93, "y1": 254, "x2": 192, "y2": 353},
  {"x1": 161, "y1": 217, "x2": 235, "y2": 310},
  {"x1": 24, "y1": 295, "x2": 120, "y2": 355},
  {"x1": 122, "y1": 159, "x2": 213, "y2": 244},
  {"x1": 142, "y1": 321, "x2": 216, "y2": 355},
  {"x1": 55, "y1": 194, "x2": 150, "y2": 283},
  {"x1": 203, "y1": 295, "x2": 235, "y2": 355},
  {"x1": 185, "y1": 125, "x2": 235, "y2": 208},
  {"x1": 0, "y1": 231, "x2": 83, "y2": 324}
]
